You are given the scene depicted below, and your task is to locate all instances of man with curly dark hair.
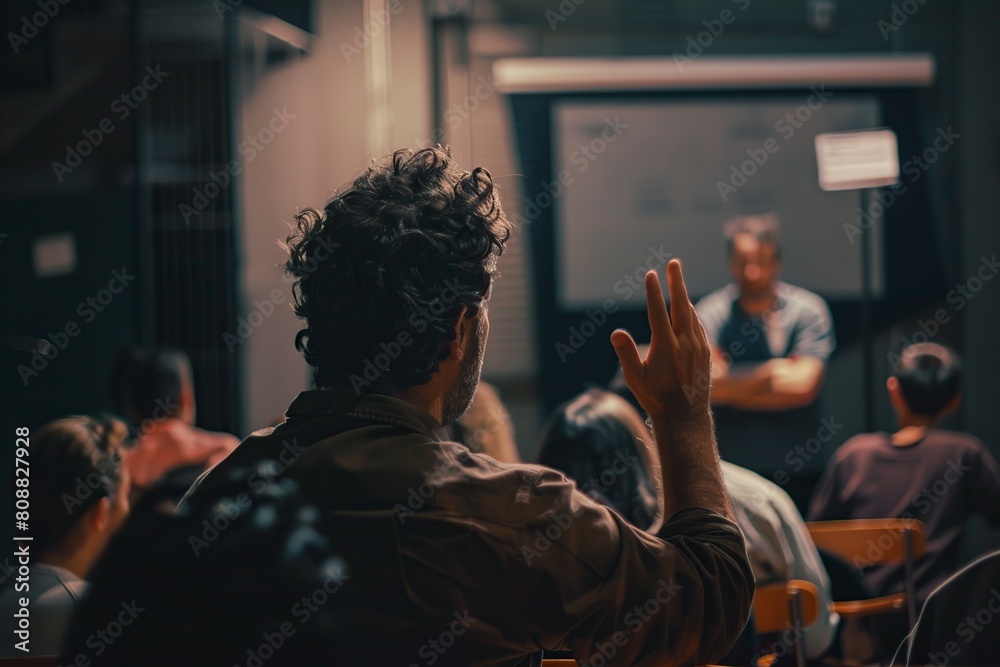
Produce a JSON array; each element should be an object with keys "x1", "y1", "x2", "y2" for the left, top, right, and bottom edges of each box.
[
  {"x1": 181, "y1": 147, "x2": 753, "y2": 666},
  {"x1": 283, "y1": 147, "x2": 504, "y2": 419}
]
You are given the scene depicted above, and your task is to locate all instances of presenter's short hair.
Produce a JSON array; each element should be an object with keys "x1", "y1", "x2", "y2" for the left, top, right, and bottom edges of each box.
[{"x1": 724, "y1": 213, "x2": 782, "y2": 260}]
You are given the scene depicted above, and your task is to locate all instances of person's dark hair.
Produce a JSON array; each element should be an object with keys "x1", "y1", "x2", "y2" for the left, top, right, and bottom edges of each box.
[
  {"x1": 537, "y1": 389, "x2": 658, "y2": 530},
  {"x1": 283, "y1": 146, "x2": 511, "y2": 393},
  {"x1": 112, "y1": 346, "x2": 190, "y2": 422},
  {"x1": 724, "y1": 213, "x2": 782, "y2": 260},
  {"x1": 60, "y1": 462, "x2": 346, "y2": 666},
  {"x1": 609, "y1": 367, "x2": 643, "y2": 416},
  {"x1": 893, "y1": 342, "x2": 962, "y2": 417},
  {"x1": 31, "y1": 416, "x2": 128, "y2": 556}
]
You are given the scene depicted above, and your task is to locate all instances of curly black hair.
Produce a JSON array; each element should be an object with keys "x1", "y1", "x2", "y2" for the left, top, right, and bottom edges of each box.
[{"x1": 284, "y1": 146, "x2": 511, "y2": 393}]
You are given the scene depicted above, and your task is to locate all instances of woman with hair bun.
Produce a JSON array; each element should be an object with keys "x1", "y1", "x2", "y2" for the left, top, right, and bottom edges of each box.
[{"x1": 0, "y1": 416, "x2": 131, "y2": 656}]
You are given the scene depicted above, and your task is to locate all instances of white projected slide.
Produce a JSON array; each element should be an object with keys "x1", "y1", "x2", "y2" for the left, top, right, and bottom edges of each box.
[{"x1": 554, "y1": 97, "x2": 883, "y2": 309}]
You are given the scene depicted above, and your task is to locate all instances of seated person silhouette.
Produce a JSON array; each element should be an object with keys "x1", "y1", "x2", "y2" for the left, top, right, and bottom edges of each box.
[
  {"x1": 113, "y1": 346, "x2": 239, "y2": 499},
  {"x1": 59, "y1": 461, "x2": 346, "y2": 666},
  {"x1": 179, "y1": 147, "x2": 753, "y2": 665},
  {"x1": 0, "y1": 416, "x2": 131, "y2": 656}
]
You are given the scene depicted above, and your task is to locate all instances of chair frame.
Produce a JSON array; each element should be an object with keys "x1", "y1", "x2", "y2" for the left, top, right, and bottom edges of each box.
[
  {"x1": 752, "y1": 579, "x2": 820, "y2": 667},
  {"x1": 806, "y1": 518, "x2": 926, "y2": 631}
]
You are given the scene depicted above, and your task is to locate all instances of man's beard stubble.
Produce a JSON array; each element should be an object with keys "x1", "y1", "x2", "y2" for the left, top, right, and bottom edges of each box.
[{"x1": 440, "y1": 313, "x2": 487, "y2": 426}]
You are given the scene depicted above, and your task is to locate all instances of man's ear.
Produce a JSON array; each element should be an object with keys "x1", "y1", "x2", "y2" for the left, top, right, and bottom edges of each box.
[
  {"x1": 449, "y1": 306, "x2": 471, "y2": 361},
  {"x1": 86, "y1": 496, "x2": 112, "y2": 535},
  {"x1": 887, "y1": 376, "x2": 904, "y2": 411}
]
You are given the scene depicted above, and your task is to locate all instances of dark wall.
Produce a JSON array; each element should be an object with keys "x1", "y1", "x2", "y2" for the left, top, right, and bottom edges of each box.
[
  {"x1": 1, "y1": 6, "x2": 138, "y2": 430},
  {"x1": 1, "y1": 193, "x2": 139, "y2": 427}
]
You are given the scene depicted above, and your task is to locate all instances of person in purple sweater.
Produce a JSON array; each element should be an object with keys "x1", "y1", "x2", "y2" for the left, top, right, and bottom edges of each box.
[{"x1": 808, "y1": 342, "x2": 1000, "y2": 605}]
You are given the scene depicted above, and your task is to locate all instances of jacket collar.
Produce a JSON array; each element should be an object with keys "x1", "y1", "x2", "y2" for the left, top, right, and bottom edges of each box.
[{"x1": 284, "y1": 389, "x2": 446, "y2": 440}]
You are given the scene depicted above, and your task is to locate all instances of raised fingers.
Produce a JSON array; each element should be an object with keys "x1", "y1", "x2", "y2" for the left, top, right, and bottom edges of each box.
[
  {"x1": 610, "y1": 328, "x2": 643, "y2": 388},
  {"x1": 644, "y1": 270, "x2": 678, "y2": 350},
  {"x1": 666, "y1": 259, "x2": 693, "y2": 334}
]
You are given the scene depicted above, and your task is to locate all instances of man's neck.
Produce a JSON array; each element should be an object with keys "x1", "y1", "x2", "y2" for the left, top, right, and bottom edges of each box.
[
  {"x1": 738, "y1": 286, "x2": 777, "y2": 316},
  {"x1": 891, "y1": 413, "x2": 941, "y2": 446},
  {"x1": 395, "y1": 387, "x2": 445, "y2": 426},
  {"x1": 38, "y1": 549, "x2": 91, "y2": 580}
]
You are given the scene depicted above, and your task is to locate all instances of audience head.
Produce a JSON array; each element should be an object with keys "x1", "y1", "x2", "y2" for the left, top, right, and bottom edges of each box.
[
  {"x1": 538, "y1": 389, "x2": 659, "y2": 530},
  {"x1": 60, "y1": 462, "x2": 346, "y2": 666},
  {"x1": 32, "y1": 416, "x2": 131, "y2": 576},
  {"x1": 724, "y1": 213, "x2": 782, "y2": 298},
  {"x1": 283, "y1": 146, "x2": 511, "y2": 425},
  {"x1": 112, "y1": 346, "x2": 195, "y2": 430},
  {"x1": 888, "y1": 342, "x2": 962, "y2": 420}
]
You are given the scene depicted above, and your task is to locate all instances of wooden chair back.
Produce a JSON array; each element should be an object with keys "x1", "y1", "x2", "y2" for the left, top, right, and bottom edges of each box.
[
  {"x1": 752, "y1": 579, "x2": 820, "y2": 667},
  {"x1": 807, "y1": 518, "x2": 925, "y2": 628}
]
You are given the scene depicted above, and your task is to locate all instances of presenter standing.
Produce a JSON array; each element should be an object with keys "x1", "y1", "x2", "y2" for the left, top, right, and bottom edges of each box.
[{"x1": 695, "y1": 214, "x2": 836, "y2": 510}]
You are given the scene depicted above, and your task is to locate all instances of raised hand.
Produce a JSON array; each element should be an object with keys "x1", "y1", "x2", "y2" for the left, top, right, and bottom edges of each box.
[
  {"x1": 610, "y1": 259, "x2": 712, "y2": 424},
  {"x1": 610, "y1": 258, "x2": 730, "y2": 521}
]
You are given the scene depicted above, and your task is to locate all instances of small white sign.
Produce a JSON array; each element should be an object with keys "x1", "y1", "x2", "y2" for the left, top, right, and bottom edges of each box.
[{"x1": 815, "y1": 129, "x2": 900, "y2": 191}]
